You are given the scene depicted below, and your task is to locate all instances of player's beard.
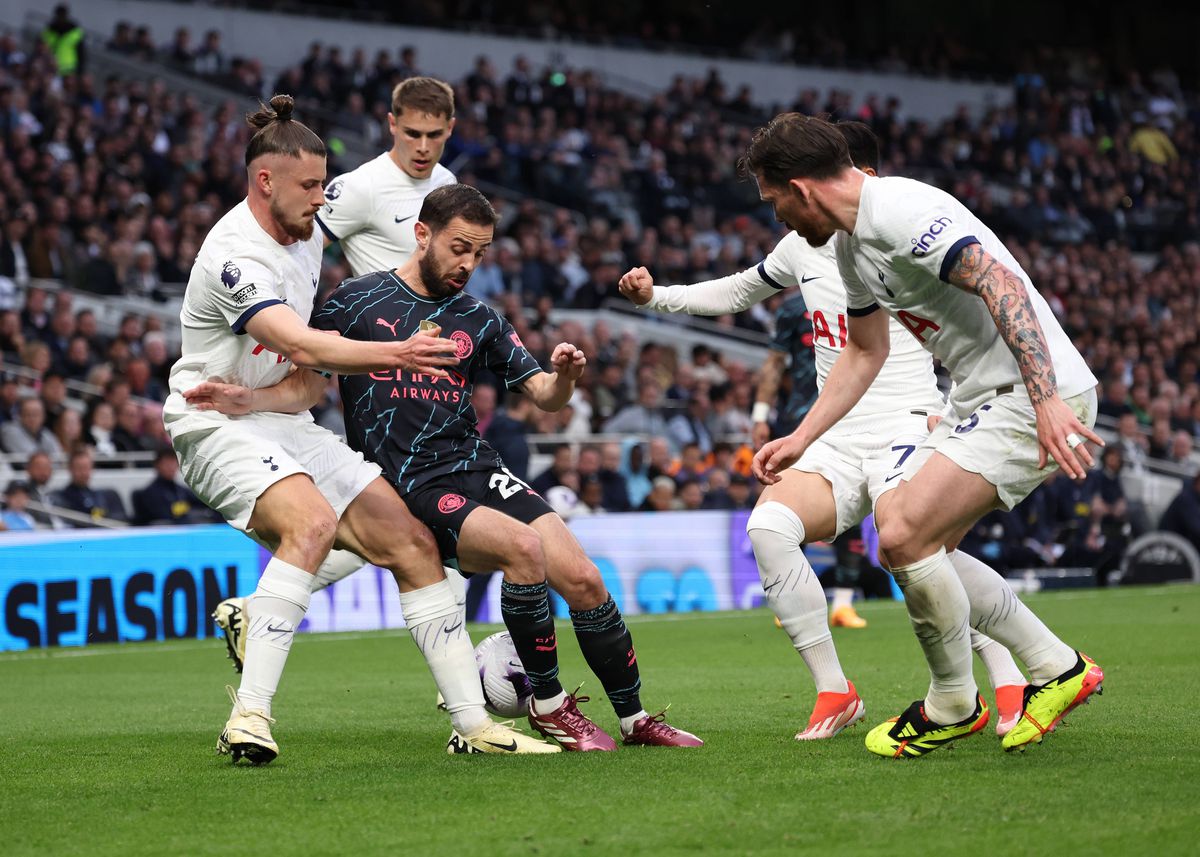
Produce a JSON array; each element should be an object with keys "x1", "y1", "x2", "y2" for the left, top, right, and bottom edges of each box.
[
  {"x1": 270, "y1": 198, "x2": 315, "y2": 241},
  {"x1": 417, "y1": 250, "x2": 468, "y2": 300}
]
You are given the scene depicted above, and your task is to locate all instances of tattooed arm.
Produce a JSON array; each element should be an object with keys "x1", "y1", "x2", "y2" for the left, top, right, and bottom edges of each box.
[
  {"x1": 946, "y1": 243, "x2": 1057, "y2": 404},
  {"x1": 945, "y1": 242, "x2": 1101, "y2": 478}
]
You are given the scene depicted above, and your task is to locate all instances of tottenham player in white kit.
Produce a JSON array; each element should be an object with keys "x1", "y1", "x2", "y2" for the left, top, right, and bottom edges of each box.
[
  {"x1": 745, "y1": 113, "x2": 1105, "y2": 757},
  {"x1": 168, "y1": 95, "x2": 556, "y2": 760},
  {"x1": 618, "y1": 122, "x2": 1028, "y2": 741},
  {"x1": 213, "y1": 78, "x2": 463, "y2": 662}
]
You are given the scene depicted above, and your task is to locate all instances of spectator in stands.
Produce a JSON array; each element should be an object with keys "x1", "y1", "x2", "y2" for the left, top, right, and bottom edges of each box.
[
  {"x1": 50, "y1": 407, "x2": 82, "y2": 455},
  {"x1": 472, "y1": 384, "x2": 497, "y2": 438},
  {"x1": 597, "y1": 441, "x2": 631, "y2": 512},
  {"x1": 23, "y1": 451, "x2": 59, "y2": 528},
  {"x1": 0, "y1": 396, "x2": 63, "y2": 458},
  {"x1": 111, "y1": 401, "x2": 151, "y2": 454},
  {"x1": 0, "y1": 212, "x2": 31, "y2": 292},
  {"x1": 39, "y1": 372, "x2": 68, "y2": 424},
  {"x1": 1160, "y1": 472, "x2": 1200, "y2": 552},
  {"x1": 639, "y1": 474, "x2": 679, "y2": 512},
  {"x1": 531, "y1": 443, "x2": 575, "y2": 494},
  {"x1": 667, "y1": 390, "x2": 714, "y2": 455},
  {"x1": 619, "y1": 439, "x2": 652, "y2": 508},
  {"x1": 0, "y1": 375, "x2": 18, "y2": 424},
  {"x1": 0, "y1": 480, "x2": 37, "y2": 532},
  {"x1": 1168, "y1": 431, "x2": 1196, "y2": 468},
  {"x1": 484, "y1": 392, "x2": 534, "y2": 480},
  {"x1": 603, "y1": 378, "x2": 669, "y2": 437},
  {"x1": 576, "y1": 474, "x2": 607, "y2": 515},
  {"x1": 1115, "y1": 412, "x2": 1150, "y2": 470},
  {"x1": 42, "y1": 4, "x2": 85, "y2": 77},
  {"x1": 192, "y1": 29, "x2": 225, "y2": 77},
  {"x1": 1149, "y1": 418, "x2": 1174, "y2": 459},
  {"x1": 708, "y1": 382, "x2": 754, "y2": 442},
  {"x1": 131, "y1": 447, "x2": 212, "y2": 525},
  {"x1": 669, "y1": 442, "x2": 708, "y2": 486},
  {"x1": 124, "y1": 356, "x2": 165, "y2": 402},
  {"x1": 0, "y1": 310, "x2": 24, "y2": 362},
  {"x1": 678, "y1": 479, "x2": 704, "y2": 511},
  {"x1": 85, "y1": 400, "x2": 119, "y2": 465},
  {"x1": 52, "y1": 447, "x2": 127, "y2": 526}
]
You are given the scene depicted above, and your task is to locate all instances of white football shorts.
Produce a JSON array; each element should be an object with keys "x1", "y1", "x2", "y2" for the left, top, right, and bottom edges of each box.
[
  {"x1": 902, "y1": 387, "x2": 1098, "y2": 510},
  {"x1": 172, "y1": 413, "x2": 382, "y2": 535},
  {"x1": 791, "y1": 409, "x2": 932, "y2": 536}
]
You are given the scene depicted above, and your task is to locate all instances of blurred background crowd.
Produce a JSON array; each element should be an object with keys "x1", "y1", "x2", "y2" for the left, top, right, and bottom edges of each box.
[{"x1": 1, "y1": 3, "x2": 1198, "y2": 575}]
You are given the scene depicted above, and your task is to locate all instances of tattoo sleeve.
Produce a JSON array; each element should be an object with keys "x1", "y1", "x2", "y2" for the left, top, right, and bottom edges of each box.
[{"x1": 946, "y1": 243, "x2": 1058, "y2": 405}]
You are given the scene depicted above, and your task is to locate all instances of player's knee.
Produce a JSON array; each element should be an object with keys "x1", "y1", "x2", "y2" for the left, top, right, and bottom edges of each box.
[
  {"x1": 279, "y1": 508, "x2": 338, "y2": 566},
  {"x1": 373, "y1": 524, "x2": 440, "y2": 573},
  {"x1": 746, "y1": 501, "x2": 807, "y2": 554},
  {"x1": 556, "y1": 559, "x2": 605, "y2": 609},
  {"x1": 501, "y1": 527, "x2": 546, "y2": 583},
  {"x1": 876, "y1": 513, "x2": 925, "y2": 567}
]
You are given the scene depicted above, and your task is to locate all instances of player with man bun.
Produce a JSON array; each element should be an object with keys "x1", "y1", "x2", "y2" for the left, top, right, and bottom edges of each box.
[{"x1": 167, "y1": 95, "x2": 555, "y2": 761}]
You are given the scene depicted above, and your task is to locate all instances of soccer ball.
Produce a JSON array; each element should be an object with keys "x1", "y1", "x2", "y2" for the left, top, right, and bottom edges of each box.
[{"x1": 475, "y1": 631, "x2": 533, "y2": 718}]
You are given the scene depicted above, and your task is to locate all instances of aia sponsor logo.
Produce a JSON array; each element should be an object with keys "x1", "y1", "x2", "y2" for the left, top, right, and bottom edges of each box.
[
  {"x1": 451, "y1": 330, "x2": 474, "y2": 358},
  {"x1": 438, "y1": 493, "x2": 467, "y2": 514},
  {"x1": 910, "y1": 216, "x2": 953, "y2": 257}
]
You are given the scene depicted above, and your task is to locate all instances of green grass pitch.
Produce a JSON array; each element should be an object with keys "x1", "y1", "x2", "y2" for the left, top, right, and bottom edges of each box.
[{"x1": 2, "y1": 585, "x2": 1198, "y2": 856}]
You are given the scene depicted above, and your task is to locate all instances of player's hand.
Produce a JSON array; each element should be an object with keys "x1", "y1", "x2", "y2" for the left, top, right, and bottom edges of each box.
[
  {"x1": 752, "y1": 433, "x2": 808, "y2": 485},
  {"x1": 926, "y1": 414, "x2": 943, "y2": 433},
  {"x1": 752, "y1": 421, "x2": 772, "y2": 451},
  {"x1": 183, "y1": 380, "x2": 254, "y2": 415},
  {"x1": 551, "y1": 342, "x2": 587, "y2": 382},
  {"x1": 617, "y1": 266, "x2": 655, "y2": 306},
  {"x1": 394, "y1": 334, "x2": 459, "y2": 378},
  {"x1": 1033, "y1": 394, "x2": 1104, "y2": 480}
]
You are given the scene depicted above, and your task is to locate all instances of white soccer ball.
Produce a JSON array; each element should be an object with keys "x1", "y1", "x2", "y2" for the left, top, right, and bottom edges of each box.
[
  {"x1": 544, "y1": 485, "x2": 580, "y2": 519},
  {"x1": 475, "y1": 631, "x2": 533, "y2": 718}
]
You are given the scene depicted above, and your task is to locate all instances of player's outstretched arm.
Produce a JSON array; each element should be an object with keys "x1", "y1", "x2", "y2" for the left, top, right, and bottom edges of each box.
[
  {"x1": 751, "y1": 351, "x2": 787, "y2": 449},
  {"x1": 945, "y1": 243, "x2": 1102, "y2": 479},
  {"x1": 245, "y1": 305, "x2": 459, "y2": 377},
  {"x1": 752, "y1": 308, "x2": 888, "y2": 484},
  {"x1": 519, "y1": 342, "x2": 586, "y2": 412},
  {"x1": 183, "y1": 368, "x2": 328, "y2": 415},
  {"x1": 618, "y1": 266, "x2": 779, "y2": 316}
]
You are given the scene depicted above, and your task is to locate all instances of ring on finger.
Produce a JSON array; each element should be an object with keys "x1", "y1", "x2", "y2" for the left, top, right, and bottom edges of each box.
[{"x1": 1065, "y1": 432, "x2": 1084, "y2": 450}]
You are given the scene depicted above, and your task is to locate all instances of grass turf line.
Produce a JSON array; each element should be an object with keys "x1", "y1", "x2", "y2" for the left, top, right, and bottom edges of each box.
[{"x1": 1, "y1": 585, "x2": 1197, "y2": 856}]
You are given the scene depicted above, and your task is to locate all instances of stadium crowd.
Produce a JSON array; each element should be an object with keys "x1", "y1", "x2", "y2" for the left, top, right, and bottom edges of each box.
[{"x1": 0, "y1": 11, "x2": 1198, "y2": 565}]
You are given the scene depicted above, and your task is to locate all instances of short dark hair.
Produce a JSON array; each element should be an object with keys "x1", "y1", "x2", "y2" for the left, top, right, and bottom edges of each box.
[
  {"x1": 391, "y1": 76, "x2": 455, "y2": 119},
  {"x1": 244, "y1": 94, "x2": 326, "y2": 167},
  {"x1": 738, "y1": 113, "x2": 851, "y2": 185},
  {"x1": 418, "y1": 184, "x2": 499, "y2": 234},
  {"x1": 835, "y1": 120, "x2": 880, "y2": 172}
]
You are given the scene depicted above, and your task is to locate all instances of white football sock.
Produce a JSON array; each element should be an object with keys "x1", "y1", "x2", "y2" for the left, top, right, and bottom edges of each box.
[
  {"x1": 831, "y1": 588, "x2": 854, "y2": 610},
  {"x1": 236, "y1": 557, "x2": 313, "y2": 718},
  {"x1": 619, "y1": 710, "x2": 649, "y2": 735},
  {"x1": 949, "y1": 550, "x2": 1076, "y2": 684},
  {"x1": 748, "y1": 501, "x2": 848, "y2": 694},
  {"x1": 970, "y1": 630, "x2": 1026, "y2": 690},
  {"x1": 310, "y1": 549, "x2": 367, "y2": 592},
  {"x1": 532, "y1": 691, "x2": 568, "y2": 715},
  {"x1": 890, "y1": 548, "x2": 976, "y2": 724},
  {"x1": 399, "y1": 579, "x2": 489, "y2": 734}
]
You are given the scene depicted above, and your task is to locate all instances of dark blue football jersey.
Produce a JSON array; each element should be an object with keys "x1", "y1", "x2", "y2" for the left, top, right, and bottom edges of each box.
[
  {"x1": 311, "y1": 271, "x2": 543, "y2": 493},
  {"x1": 769, "y1": 291, "x2": 819, "y2": 434}
]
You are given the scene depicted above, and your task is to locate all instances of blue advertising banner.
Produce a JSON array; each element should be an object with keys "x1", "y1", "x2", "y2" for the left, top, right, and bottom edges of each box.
[
  {"x1": 0, "y1": 525, "x2": 261, "y2": 650},
  {"x1": 0, "y1": 512, "x2": 888, "y2": 650}
]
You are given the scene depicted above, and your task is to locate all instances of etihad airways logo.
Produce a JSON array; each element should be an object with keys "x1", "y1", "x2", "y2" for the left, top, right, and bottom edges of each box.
[{"x1": 369, "y1": 368, "x2": 468, "y2": 402}]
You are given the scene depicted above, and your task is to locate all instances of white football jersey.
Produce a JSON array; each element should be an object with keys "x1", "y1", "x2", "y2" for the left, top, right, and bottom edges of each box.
[
  {"x1": 316, "y1": 154, "x2": 456, "y2": 275},
  {"x1": 164, "y1": 200, "x2": 324, "y2": 435},
  {"x1": 837, "y1": 176, "x2": 1097, "y2": 417},
  {"x1": 759, "y1": 232, "x2": 943, "y2": 418}
]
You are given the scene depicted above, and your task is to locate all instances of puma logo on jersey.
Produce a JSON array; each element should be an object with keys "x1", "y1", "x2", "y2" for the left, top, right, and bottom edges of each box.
[{"x1": 376, "y1": 317, "x2": 402, "y2": 336}]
